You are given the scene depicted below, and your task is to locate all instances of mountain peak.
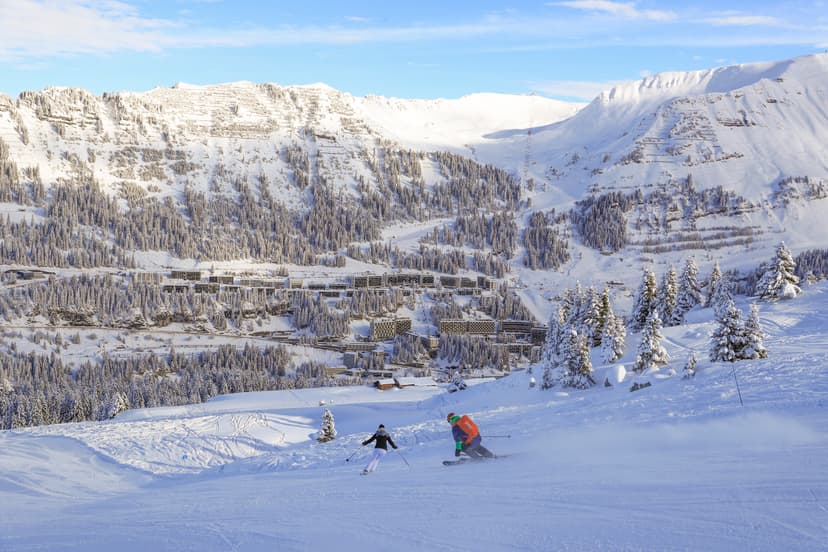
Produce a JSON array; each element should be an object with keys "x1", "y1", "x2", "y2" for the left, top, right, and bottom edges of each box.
[{"x1": 597, "y1": 52, "x2": 828, "y2": 109}]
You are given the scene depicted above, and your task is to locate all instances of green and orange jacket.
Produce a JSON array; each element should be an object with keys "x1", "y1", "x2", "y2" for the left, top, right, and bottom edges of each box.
[{"x1": 450, "y1": 415, "x2": 480, "y2": 451}]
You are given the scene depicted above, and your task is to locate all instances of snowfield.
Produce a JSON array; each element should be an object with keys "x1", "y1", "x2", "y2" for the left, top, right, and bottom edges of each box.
[{"x1": 2, "y1": 284, "x2": 827, "y2": 551}]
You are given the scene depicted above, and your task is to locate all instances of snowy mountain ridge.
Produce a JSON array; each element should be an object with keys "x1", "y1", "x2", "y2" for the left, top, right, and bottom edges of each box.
[
  {"x1": 480, "y1": 53, "x2": 828, "y2": 203},
  {"x1": 1, "y1": 54, "x2": 827, "y2": 308},
  {"x1": 3, "y1": 54, "x2": 826, "y2": 204},
  {"x1": 601, "y1": 57, "x2": 790, "y2": 104},
  {"x1": 0, "y1": 80, "x2": 580, "y2": 201}
]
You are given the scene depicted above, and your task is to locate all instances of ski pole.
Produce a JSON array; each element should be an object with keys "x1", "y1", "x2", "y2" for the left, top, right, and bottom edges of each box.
[
  {"x1": 731, "y1": 365, "x2": 744, "y2": 407},
  {"x1": 395, "y1": 448, "x2": 410, "y2": 467},
  {"x1": 345, "y1": 446, "x2": 362, "y2": 462},
  {"x1": 483, "y1": 435, "x2": 511, "y2": 438}
]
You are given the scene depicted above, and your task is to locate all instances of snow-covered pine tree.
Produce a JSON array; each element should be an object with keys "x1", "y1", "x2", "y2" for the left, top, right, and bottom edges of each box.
[
  {"x1": 565, "y1": 281, "x2": 585, "y2": 330},
  {"x1": 391, "y1": 333, "x2": 428, "y2": 364},
  {"x1": 673, "y1": 257, "x2": 702, "y2": 325},
  {"x1": 581, "y1": 287, "x2": 603, "y2": 347},
  {"x1": 741, "y1": 303, "x2": 768, "y2": 360},
  {"x1": 755, "y1": 241, "x2": 802, "y2": 300},
  {"x1": 542, "y1": 306, "x2": 567, "y2": 365},
  {"x1": 559, "y1": 286, "x2": 574, "y2": 322},
  {"x1": 560, "y1": 329, "x2": 595, "y2": 389},
  {"x1": 656, "y1": 266, "x2": 678, "y2": 327},
  {"x1": 557, "y1": 321, "x2": 575, "y2": 367},
  {"x1": 711, "y1": 276, "x2": 735, "y2": 319},
  {"x1": 708, "y1": 298, "x2": 745, "y2": 363},
  {"x1": 541, "y1": 308, "x2": 568, "y2": 390},
  {"x1": 448, "y1": 371, "x2": 468, "y2": 392},
  {"x1": 596, "y1": 288, "x2": 613, "y2": 345},
  {"x1": 317, "y1": 408, "x2": 337, "y2": 443},
  {"x1": 705, "y1": 261, "x2": 722, "y2": 308},
  {"x1": 98, "y1": 392, "x2": 129, "y2": 420},
  {"x1": 541, "y1": 362, "x2": 556, "y2": 390},
  {"x1": 682, "y1": 351, "x2": 697, "y2": 379},
  {"x1": 630, "y1": 267, "x2": 658, "y2": 332},
  {"x1": 601, "y1": 313, "x2": 626, "y2": 363},
  {"x1": 633, "y1": 309, "x2": 669, "y2": 372}
]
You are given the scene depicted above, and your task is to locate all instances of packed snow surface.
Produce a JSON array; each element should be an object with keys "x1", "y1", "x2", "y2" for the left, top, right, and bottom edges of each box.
[{"x1": 2, "y1": 283, "x2": 828, "y2": 551}]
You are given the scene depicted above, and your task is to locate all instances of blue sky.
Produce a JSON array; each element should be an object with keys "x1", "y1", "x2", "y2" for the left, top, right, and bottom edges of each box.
[{"x1": 1, "y1": 0, "x2": 826, "y2": 101}]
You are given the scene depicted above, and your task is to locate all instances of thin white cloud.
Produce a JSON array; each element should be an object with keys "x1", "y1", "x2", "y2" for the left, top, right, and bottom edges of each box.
[
  {"x1": 0, "y1": 0, "x2": 824, "y2": 64},
  {"x1": 0, "y1": 0, "x2": 177, "y2": 61},
  {"x1": 0, "y1": 1, "x2": 534, "y2": 60},
  {"x1": 531, "y1": 79, "x2": 631, "y2": 101},
  {"x1": 553, "y1": 1, "x2": 677, "y2": 22},
  {"x1": 344, "y1": 16, "x2": 371, "y2": 24},
  {"x1": 175, "y1": 22, "x2": 520, "y2": 47},
  {"x1": 704, "y1": 15, "x2": 783, "y2": 27}
]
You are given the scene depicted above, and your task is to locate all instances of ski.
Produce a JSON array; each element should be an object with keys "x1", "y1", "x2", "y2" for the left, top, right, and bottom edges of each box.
[{"x1": 442, "y1": 454, "x2": 508, "y2": 466}]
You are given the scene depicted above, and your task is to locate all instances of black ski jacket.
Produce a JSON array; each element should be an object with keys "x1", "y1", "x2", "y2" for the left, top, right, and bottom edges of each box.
[{"x1": 363, "y1": 429, "x2": 397, "y2": 450}]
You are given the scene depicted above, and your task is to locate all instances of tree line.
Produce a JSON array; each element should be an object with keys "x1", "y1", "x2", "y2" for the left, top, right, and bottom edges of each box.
[
  {"x1": 541, "y1": 245, "x2": 800, "y2": 391},
  {"x1": 0, "y1": 343, "x2": 360, "y2": 430}
]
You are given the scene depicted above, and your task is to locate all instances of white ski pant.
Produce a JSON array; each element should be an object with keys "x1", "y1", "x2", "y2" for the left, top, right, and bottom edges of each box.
[{"x1": 363, "y1": 448, "x2": 387, "y2": 472}]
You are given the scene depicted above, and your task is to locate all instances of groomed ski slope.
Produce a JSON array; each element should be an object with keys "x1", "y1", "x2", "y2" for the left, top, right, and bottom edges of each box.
[{"x1": 2, "y1": 284, "x2": 828, "y2": 551}]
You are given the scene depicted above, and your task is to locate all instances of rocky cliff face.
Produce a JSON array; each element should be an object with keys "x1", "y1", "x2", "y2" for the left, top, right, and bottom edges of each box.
[{"x1": 0, "y1": 81, "x2": 577, "y2": 206}]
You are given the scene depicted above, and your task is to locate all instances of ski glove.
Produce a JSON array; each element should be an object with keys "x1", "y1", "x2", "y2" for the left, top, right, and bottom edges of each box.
[
  {"x1": 362, "y1": 441, "x2": 368, "y2": 446},
  {"x1": 455, "y1": 449, "x2": 461, "y2": 457}
]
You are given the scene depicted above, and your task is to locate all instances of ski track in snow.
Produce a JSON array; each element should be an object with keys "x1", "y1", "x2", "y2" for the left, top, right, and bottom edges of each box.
[{"x1": 2, "y1": 286, "x2": 828, "y2": 550}]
